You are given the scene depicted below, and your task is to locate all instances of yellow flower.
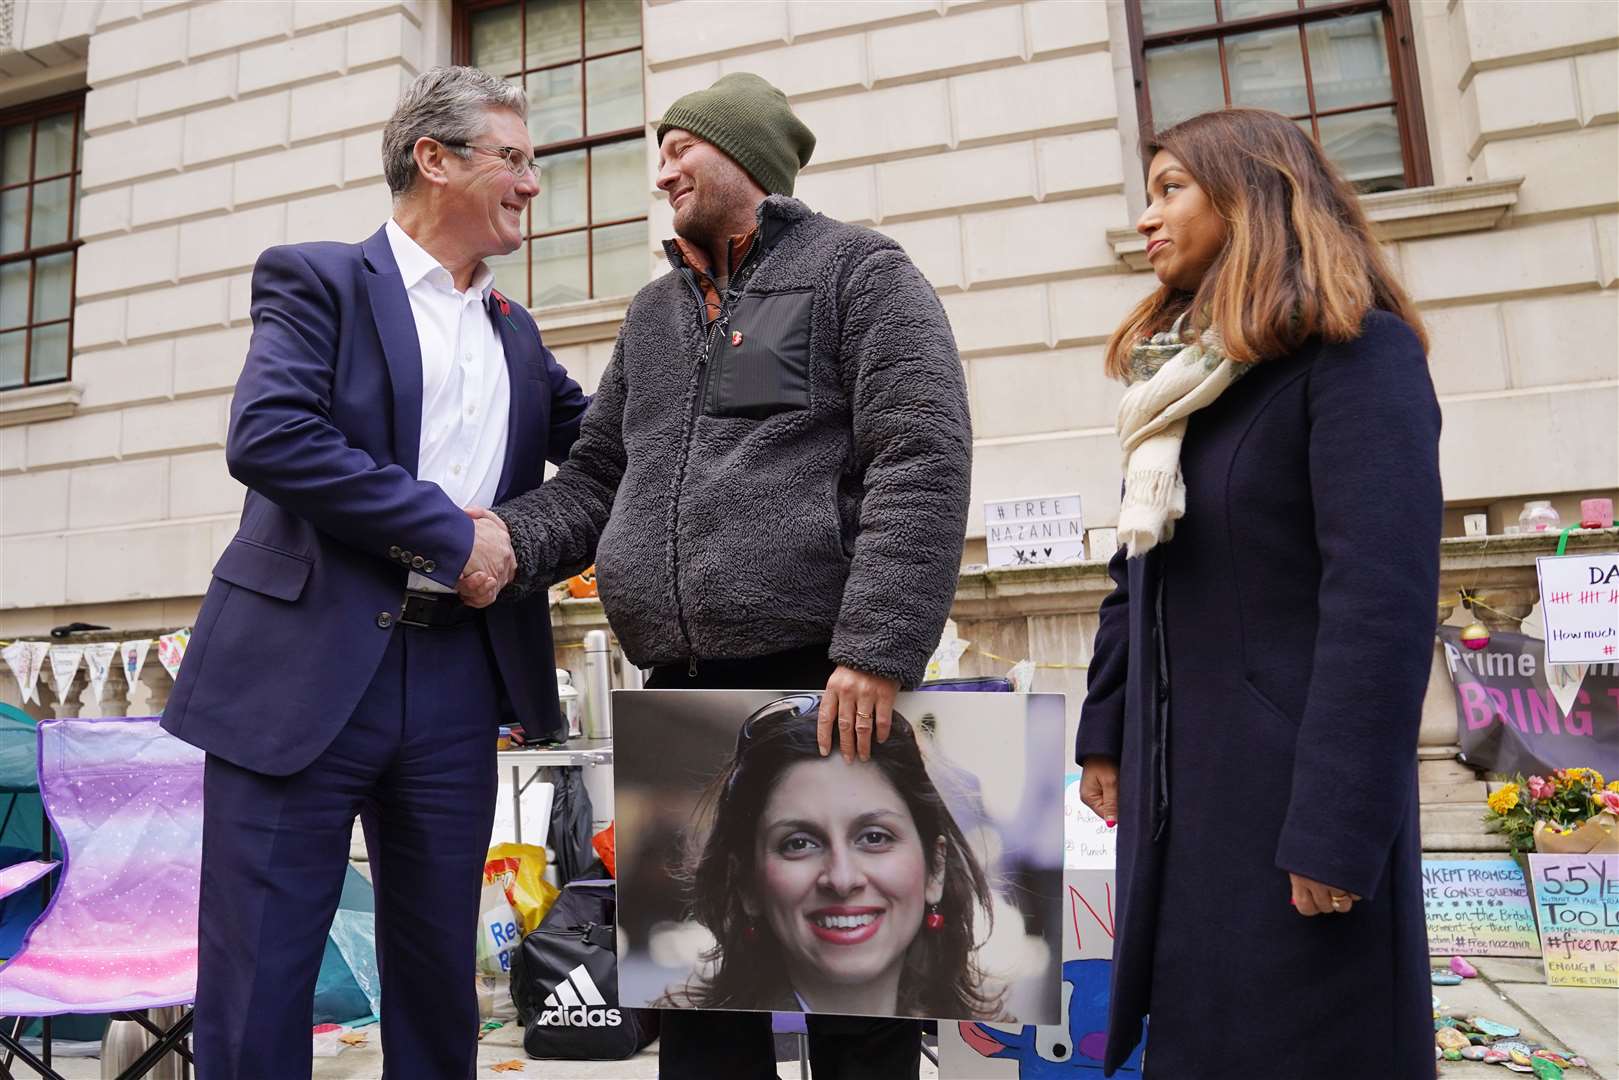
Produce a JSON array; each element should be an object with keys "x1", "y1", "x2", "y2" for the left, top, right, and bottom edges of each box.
[
  {"x1": 1488, "y1": 784, "x2": 1520, "y2": 815},
  {"x1": 1608, "y1": 780, "x2": 1619, "y2": 793},
  {"x1": 1567, "y1": 767, "x2": 1606, "y2": 790}
]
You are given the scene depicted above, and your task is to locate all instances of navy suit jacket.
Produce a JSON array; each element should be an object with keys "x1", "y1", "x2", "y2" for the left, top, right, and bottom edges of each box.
[{"x1": 163, "y1": 226, "x2": 589, "y2": 776}]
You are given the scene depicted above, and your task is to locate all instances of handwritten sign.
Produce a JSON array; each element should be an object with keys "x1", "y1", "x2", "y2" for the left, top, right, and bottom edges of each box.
[
  {"x1": 1536, "y1": 553, "x2": 1619, "y2": 664},
  {"x1": 1065, "y1": 771, "x2": 1117, "y2": 870},
  {"x1": 1420, "y1": 859, "x2": 1540, "y2": 957},
  {"x1": 1527, "y1": 853, "x2": 1619, "y2": 988},
  {"x1": 985, "y1": 495, "x2": 1084, "y2": 568}
]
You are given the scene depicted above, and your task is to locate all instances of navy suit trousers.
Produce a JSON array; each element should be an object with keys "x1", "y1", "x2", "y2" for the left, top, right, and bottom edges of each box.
[{"x1": 193, "y1": 620, "x2": 500, "y2": 1080}]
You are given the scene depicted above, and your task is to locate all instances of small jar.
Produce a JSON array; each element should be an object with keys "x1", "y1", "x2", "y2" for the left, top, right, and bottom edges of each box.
[
  {"x1": 1518, "y1": 500, "x2": 1560, "y2": 532},
  {"x1": 496, "y1": 725, "x2": 512, "y2": 751}
]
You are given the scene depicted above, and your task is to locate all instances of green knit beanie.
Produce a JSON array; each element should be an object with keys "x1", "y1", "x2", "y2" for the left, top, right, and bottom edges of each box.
[{"x1": 657, "y1": 73, "x2": 816, "y2": 197}]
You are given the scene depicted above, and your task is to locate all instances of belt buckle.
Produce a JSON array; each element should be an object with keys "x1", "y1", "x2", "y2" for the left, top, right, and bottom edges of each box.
[{"x1": 398, "y1": 592, "x2": 438, "y2": 629}]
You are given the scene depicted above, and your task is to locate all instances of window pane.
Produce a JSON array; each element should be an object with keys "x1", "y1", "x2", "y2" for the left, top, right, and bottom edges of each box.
[
  {"x1": 0, "y1": 188, "x2": 25, "y2": 255},
  {"x1": 1226, "y1": 25, "x2": 1308, "y2": 115},
  {"x1": 585, "y1": 52, "x2": 642, "y2": 136},
  {"x1": 1145, "y1": 39, "x2": 1224, "y2": 129},
  {"x1": 1317, "y1": 107, "x2": 1404, "y2": 193},
  {"x1": 29, "y1": 177, "x2": 71, "y2": 247},
  {"x1": 0, "y1": 124, "x2": 28, "y2": 187},
  {"x1": 1306, "y1": 12, "x2": 1392, "y2": 111},
  {"x1": 0, "y1": 260, "x2": 28, "y2": 329},
  {"x1": 534, "y1": 230, "x2": 588, "y2": 307},
  {"x1": 591, "y1": 139, "x2": 645, "y2": 223},
  {"x1": 527, "y1": 0, "x2": 583, "y2": 67},
  {"x1": 0, "y1": 329, "x2": 24, "y2": 388},
  {"x1": 528, "y1": 65, "x2": 583, "y2": 145},
  {"x1": 534, "y1": 148, "x2": 587, "y2": 233},
  {"x1": 30, "y1": 321, "x2": 69, "y2": 383},
  {"x1": 1140, "y1": 0, "x2": 1216, "y2": 34},
  {"x1": 35, "y1": 114, "x2": 75, "y2": 177},
  {"x1": 32, "y1": 251, "x2": 72, "y2": 323},
  {"x1": 1221, "y1": 0, "x2": 1300, "y2": 20},
  {"x1": 487, "y1": 244, "x2": 529, "y2": 309},
  {"x1": 586, "y1": 0, "x2": 642, "y2": 54},
  {"x1": 470, "y1": 3, "x2": 522, "y2": 74},
  {"x1": 592, "y1": 221, "x2": 647, "y2": 298}
]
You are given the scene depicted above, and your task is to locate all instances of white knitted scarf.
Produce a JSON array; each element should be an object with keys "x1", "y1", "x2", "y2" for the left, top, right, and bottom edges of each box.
[{"x1": 1115, "y1": 319, "x2": 1250, "y2": 557}]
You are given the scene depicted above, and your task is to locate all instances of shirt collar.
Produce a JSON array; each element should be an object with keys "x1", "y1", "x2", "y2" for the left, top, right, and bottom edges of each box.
[
  {"x1": 385, "y1": 219, "x2": 495, "y2": 299},
  {"x1": 670, "y1": 227, "x2": 758, "y2": 281}
]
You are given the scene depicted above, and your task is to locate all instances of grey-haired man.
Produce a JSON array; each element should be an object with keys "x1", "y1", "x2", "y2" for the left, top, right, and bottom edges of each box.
[{"x1": 167, "y1": 67, "x2": 588, "y2": 1078}]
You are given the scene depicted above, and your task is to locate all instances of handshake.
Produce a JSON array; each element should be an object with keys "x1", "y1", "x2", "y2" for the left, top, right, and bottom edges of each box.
[{"x1": 457, "y1": 506, "x2": 513, "y2": 609}]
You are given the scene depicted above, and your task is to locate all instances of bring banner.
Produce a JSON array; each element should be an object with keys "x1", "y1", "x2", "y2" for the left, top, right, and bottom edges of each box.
[{"x1": 1437, "y1": 627, "x2": 1619, "y2": 778}]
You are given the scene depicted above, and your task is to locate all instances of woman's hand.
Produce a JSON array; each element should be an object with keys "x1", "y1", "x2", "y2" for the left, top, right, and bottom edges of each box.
[
  {"x1": 1078, "y1": 755, "x2": 1120, "y2": 828},
  {"x1": 1288, "y1": 872, "x2": 1360, "y2": 916}
]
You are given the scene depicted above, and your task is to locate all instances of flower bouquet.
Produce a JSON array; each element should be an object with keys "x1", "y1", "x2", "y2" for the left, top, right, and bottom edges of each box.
[{"x1": 1484, "y1": 768, "x2": 1619, "y2": 855}]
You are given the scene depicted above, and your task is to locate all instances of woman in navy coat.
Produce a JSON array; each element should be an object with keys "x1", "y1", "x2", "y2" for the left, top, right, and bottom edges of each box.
[{"x1": 1076, "y1": 108, "x2": 1442, "y2": 1078}]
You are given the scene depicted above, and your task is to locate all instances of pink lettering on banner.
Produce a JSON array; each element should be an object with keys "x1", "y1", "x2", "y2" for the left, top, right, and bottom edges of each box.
[
  {"x1": 1461, "y1": 683, "x2": 1497, "y2": 730},
  {"x1": 1484, "y1": 687, "x2": 1522, "y2": 731},
  {"x1": 1526, "y1": 690, "x2": 1563, "y2": 735},
  {"x1": 1567, "y1": 692, "x2": 1594, "y2": 737}
]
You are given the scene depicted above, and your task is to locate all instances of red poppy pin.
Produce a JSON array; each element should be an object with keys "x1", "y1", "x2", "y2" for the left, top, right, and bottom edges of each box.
[
  {"x1": 730, "y1": 330, "x2": 744, "y2": 347},
  {"x1": 491, "y1": 290, "x2": 511, "y2": 317}
]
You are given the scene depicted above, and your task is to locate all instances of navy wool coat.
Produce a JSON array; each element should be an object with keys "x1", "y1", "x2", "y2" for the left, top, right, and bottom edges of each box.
[{"x1": 1075, "y1": 311, "x2": 1442, "y2": 1079}]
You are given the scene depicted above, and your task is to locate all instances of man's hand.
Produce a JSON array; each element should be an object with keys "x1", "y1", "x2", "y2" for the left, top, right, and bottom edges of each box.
[
  {"x1": 458, "y1": 507, "x2": 513, "y2": 608},
  {"x1": 1078, "y1": 755, "x2": 1120, "y2": 828},
  {"x1": 1288, "y1": 872, "x2": 1360, "y2": 916},
  {"x1": 818, "y1": 665, "x2": 900, "y2": 763}
]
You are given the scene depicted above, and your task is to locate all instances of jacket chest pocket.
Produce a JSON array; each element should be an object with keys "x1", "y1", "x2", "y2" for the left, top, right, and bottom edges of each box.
[{"x1": 705, "y1": 288, "x2": 813, "y2": 420}]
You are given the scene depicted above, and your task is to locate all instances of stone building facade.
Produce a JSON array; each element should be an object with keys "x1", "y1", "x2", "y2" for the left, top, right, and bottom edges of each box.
[{"x1": 0, "y1": 0, "x2": 1614, "y2": 675}]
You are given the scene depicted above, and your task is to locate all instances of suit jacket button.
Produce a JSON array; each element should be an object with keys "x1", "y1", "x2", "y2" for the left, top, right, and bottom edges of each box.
[
  {"x1": 411, "y1": 556, "x2": 425, "y2": 569},
  {"x1": 401, "y1": 550, "x2": 413, "y2": 562},
  {"x1": 388, "y1": 545, "x2": 402, "y2": 559},
  {"x1": 376, "y1": 612, "x2": 395, "y2": 629},
  {"x1": 423, "y1": 560, "x2": 436, "y2": 574}
]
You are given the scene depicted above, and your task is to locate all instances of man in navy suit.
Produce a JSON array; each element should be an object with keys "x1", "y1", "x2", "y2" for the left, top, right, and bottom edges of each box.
[{"x1": 163, "y1": 67, "x2": 589, "y2": 1079}]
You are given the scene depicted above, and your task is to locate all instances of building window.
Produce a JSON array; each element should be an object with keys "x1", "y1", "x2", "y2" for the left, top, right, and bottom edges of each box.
[
  {"x1": 1127, "y1": 0, "x2": 1431, "y2": 193},
  {"x1": 0, "y1": 93, "x2": 83, "y2": 391},
  {"x1": 455, "y1": 0, "x2": 648, "y2": 309}
]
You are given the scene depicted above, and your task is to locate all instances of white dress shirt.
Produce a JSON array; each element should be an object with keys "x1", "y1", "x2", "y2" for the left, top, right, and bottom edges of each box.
[{"x1": 384, "y1": 219, "x2": 512, "y2": 592}]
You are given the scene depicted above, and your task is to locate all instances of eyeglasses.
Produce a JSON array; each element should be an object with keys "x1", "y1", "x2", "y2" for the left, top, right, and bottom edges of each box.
[{"x1": 441, "y1": 142, "x2": 543, "y2": 181}]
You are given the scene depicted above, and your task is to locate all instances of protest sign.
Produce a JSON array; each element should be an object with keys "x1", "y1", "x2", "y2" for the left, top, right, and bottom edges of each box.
[
  {"x1": 1536, "y1": 553, "x2": 1619, "y2": 665},
  {"x1": 614, "y1": 689, "x2": 1064, "y2": 1024},
  {"x1": 1526, "y1": 853, "x2": 1619, "y2": 988},
  {"x1": 985, "y1": 495, "x2": 1084, "y2": 568},
  {"x1": 1419, "y1": 859, "x2": 1540, "y2": 957},
  {"x1": 1437, "y1": 627, "x2": 1619, "y2": 778}
]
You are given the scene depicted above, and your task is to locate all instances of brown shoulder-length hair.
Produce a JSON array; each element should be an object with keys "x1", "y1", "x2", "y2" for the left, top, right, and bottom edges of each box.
[{"x1": 1104, "y1": 107, "x2": 1426, "y2": 380}]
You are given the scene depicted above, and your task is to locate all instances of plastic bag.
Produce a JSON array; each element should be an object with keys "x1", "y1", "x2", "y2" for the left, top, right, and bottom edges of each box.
[
  {"x1": 548, "y1": 770, "x2": 596, "y2": 885},
  {"x1": 476, "y1": 879, "x2": 524, "y2": 976},
  {"x1": 484, "y1": 842, "x2": 560, "y2": 938},
  {"x1": 591, "y1": 823, "x2": 616, "y2": 879}
]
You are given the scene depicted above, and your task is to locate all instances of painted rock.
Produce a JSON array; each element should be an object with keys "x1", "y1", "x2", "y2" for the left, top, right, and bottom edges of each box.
[
  {"x1": 1437, "y1": 1028, "x2": 1472, "y2": 1052},
  {"x1": 1450, "y1": 955, "x2": 1479, "y2": 978},
  {"x1": 1473, "y1": 1018, "x2": 1521, "y2": 1038},
  {"x1": 1505, "y1": 1064, "x2": 1535, "y2": 1074},
  {"x1": 1532, "y1": 1051, "x2": 1572, "y2": 1068},
  {"x1": 1436, "y1": 1016, "x2": 1460, "y2": 1029},
  {"x1": 1484, "y1": 1048, "x2": 1511, "y2": 1064},
  {"x1": 1510, "y1": 1049, "x2": 1535, "y2": 1066},
  {"x1": 1529, "y1": 1057, "x2": 1564, "y2": 1080},
  {"x1": 1444, "y1": 1049, "x2": 1464, "y2": 1061},
  {"x1": 1461, "y1": 1046, "x2": 1488, "y2": 1061},
  {"x1": 1431, "y1": 970, "x2": 1464, "y2": 985}
]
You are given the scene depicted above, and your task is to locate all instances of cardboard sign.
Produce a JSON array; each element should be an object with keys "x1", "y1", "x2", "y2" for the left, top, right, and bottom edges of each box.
[
  {"x1": 1526, "y1": 853, "x2": 1619, "y2": 988},
  {"x1": 1419, "y1": 859, "x2": 1541, "y2": 958},
  {"x1": 1535, "y1": 553, "x2": 1619, "y2": 664},
  {"x1": 1064, "y1": 771, "x2": 1117, "y2": 870},
  {"x1": 985, "y1": 495, "x2": 1084, "y2": 568}
]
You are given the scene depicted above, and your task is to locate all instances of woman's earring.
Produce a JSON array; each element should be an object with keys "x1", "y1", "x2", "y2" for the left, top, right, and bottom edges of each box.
[
  {"x1": 743, "y1": 921, "x2": 759, "y2": 942},
  {"x1": 924, "y1": 903, "x2": 944, "y2": 932}
]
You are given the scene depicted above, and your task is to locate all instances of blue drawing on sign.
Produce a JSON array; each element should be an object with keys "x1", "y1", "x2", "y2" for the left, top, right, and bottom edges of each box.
[{"x1": 957, "y1": 959, "x2": 1143, "y2": 1076}]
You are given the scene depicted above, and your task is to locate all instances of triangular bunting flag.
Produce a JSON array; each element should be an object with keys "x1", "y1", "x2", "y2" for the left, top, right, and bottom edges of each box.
[
  {"x1": 2, "y1": 641, "x2": 52, "y2": 706},
  {"x1": 122, "y1": 639, "x2": 153, "y2": 688},
  {"x1": 83, "y1": 642, "x2": 119, "y2": 706},
  {"x1": 47, "y1": 645, "x2": 84, "y2": 705},
  {"x1": 157, "y1": 628, "x2": 192, "y2": 680}
]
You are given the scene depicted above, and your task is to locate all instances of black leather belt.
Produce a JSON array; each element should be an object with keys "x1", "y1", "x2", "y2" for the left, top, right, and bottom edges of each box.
[{"x1": 399, "y1": 590, "x2": 478, "y2": 629}]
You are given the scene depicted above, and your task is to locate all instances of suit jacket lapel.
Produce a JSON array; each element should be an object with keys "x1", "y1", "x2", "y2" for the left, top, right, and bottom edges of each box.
[
  {"x1": 490, "y1": 295, "x2": 537, "y2": 503},
  {"x1": 361, "y1": 226, "x2": 423, "y2": 476}
]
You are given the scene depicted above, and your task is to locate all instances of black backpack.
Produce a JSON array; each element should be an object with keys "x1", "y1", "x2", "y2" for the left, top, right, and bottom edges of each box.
[{"x1": 510, "y1": 879, "x2": 658, "y2": 1060}]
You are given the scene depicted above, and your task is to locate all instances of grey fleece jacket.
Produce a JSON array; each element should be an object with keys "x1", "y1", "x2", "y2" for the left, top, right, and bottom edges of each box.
[{"x1": 494, "y1": 195, "x2": 971, "y2": 686}]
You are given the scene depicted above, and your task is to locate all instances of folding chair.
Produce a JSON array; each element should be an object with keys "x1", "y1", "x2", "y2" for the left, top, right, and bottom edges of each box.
[{"x1": 0, "y1": 717, "x2": 203, "y2": 1080}]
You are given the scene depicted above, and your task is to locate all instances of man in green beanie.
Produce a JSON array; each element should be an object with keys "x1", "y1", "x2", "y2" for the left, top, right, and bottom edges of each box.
[{"x1": 468, "y1": 73, "x2": 972, "y2": 1078}]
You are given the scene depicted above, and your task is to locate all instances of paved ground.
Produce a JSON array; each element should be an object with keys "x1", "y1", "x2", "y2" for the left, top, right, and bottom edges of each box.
[{"x1": 21, "y1": 957, "x2": 1609, "y2": 1079}]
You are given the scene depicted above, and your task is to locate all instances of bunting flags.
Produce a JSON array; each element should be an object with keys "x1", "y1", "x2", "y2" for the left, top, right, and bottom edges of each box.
[
  {"x1": 82, "y1": 642, "x2": 119, "y2": 706},
  {"x1": 2, "y1": 641, "x2": 51, "y2": 705},
  {"x1": 121, "y1": 639, "x2": 153, "y2": 689},
  {"x1": 156, "y1": 629, "x2": 191, "y2": 680},
  {"x1": 46, "y1": 645, "x2": 84, "y2": 704}
]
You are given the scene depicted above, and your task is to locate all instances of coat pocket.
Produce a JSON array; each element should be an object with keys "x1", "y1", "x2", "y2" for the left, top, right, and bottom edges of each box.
[
  {"x1": 211, "y1": 537, "x2": 313, "y2": 602},
  {"x1": 705, "y1": 289, "x2": 813, "y2": 420}
]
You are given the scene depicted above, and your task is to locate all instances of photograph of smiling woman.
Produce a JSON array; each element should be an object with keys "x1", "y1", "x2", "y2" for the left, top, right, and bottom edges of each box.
[{"x1": 654, "y1": 694, "x2": 1008, "y2": 1021}]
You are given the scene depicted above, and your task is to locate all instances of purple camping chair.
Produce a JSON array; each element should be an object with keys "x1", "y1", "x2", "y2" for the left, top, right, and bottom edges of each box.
[{"x1": 0, "y1": 717, "x2": 202, "y2": 1080}]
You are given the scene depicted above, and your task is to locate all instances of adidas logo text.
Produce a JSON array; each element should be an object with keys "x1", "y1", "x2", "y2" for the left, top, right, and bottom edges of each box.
[{"x1": 536, "y1": 963, "x2": 621, "y2": 1027}]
